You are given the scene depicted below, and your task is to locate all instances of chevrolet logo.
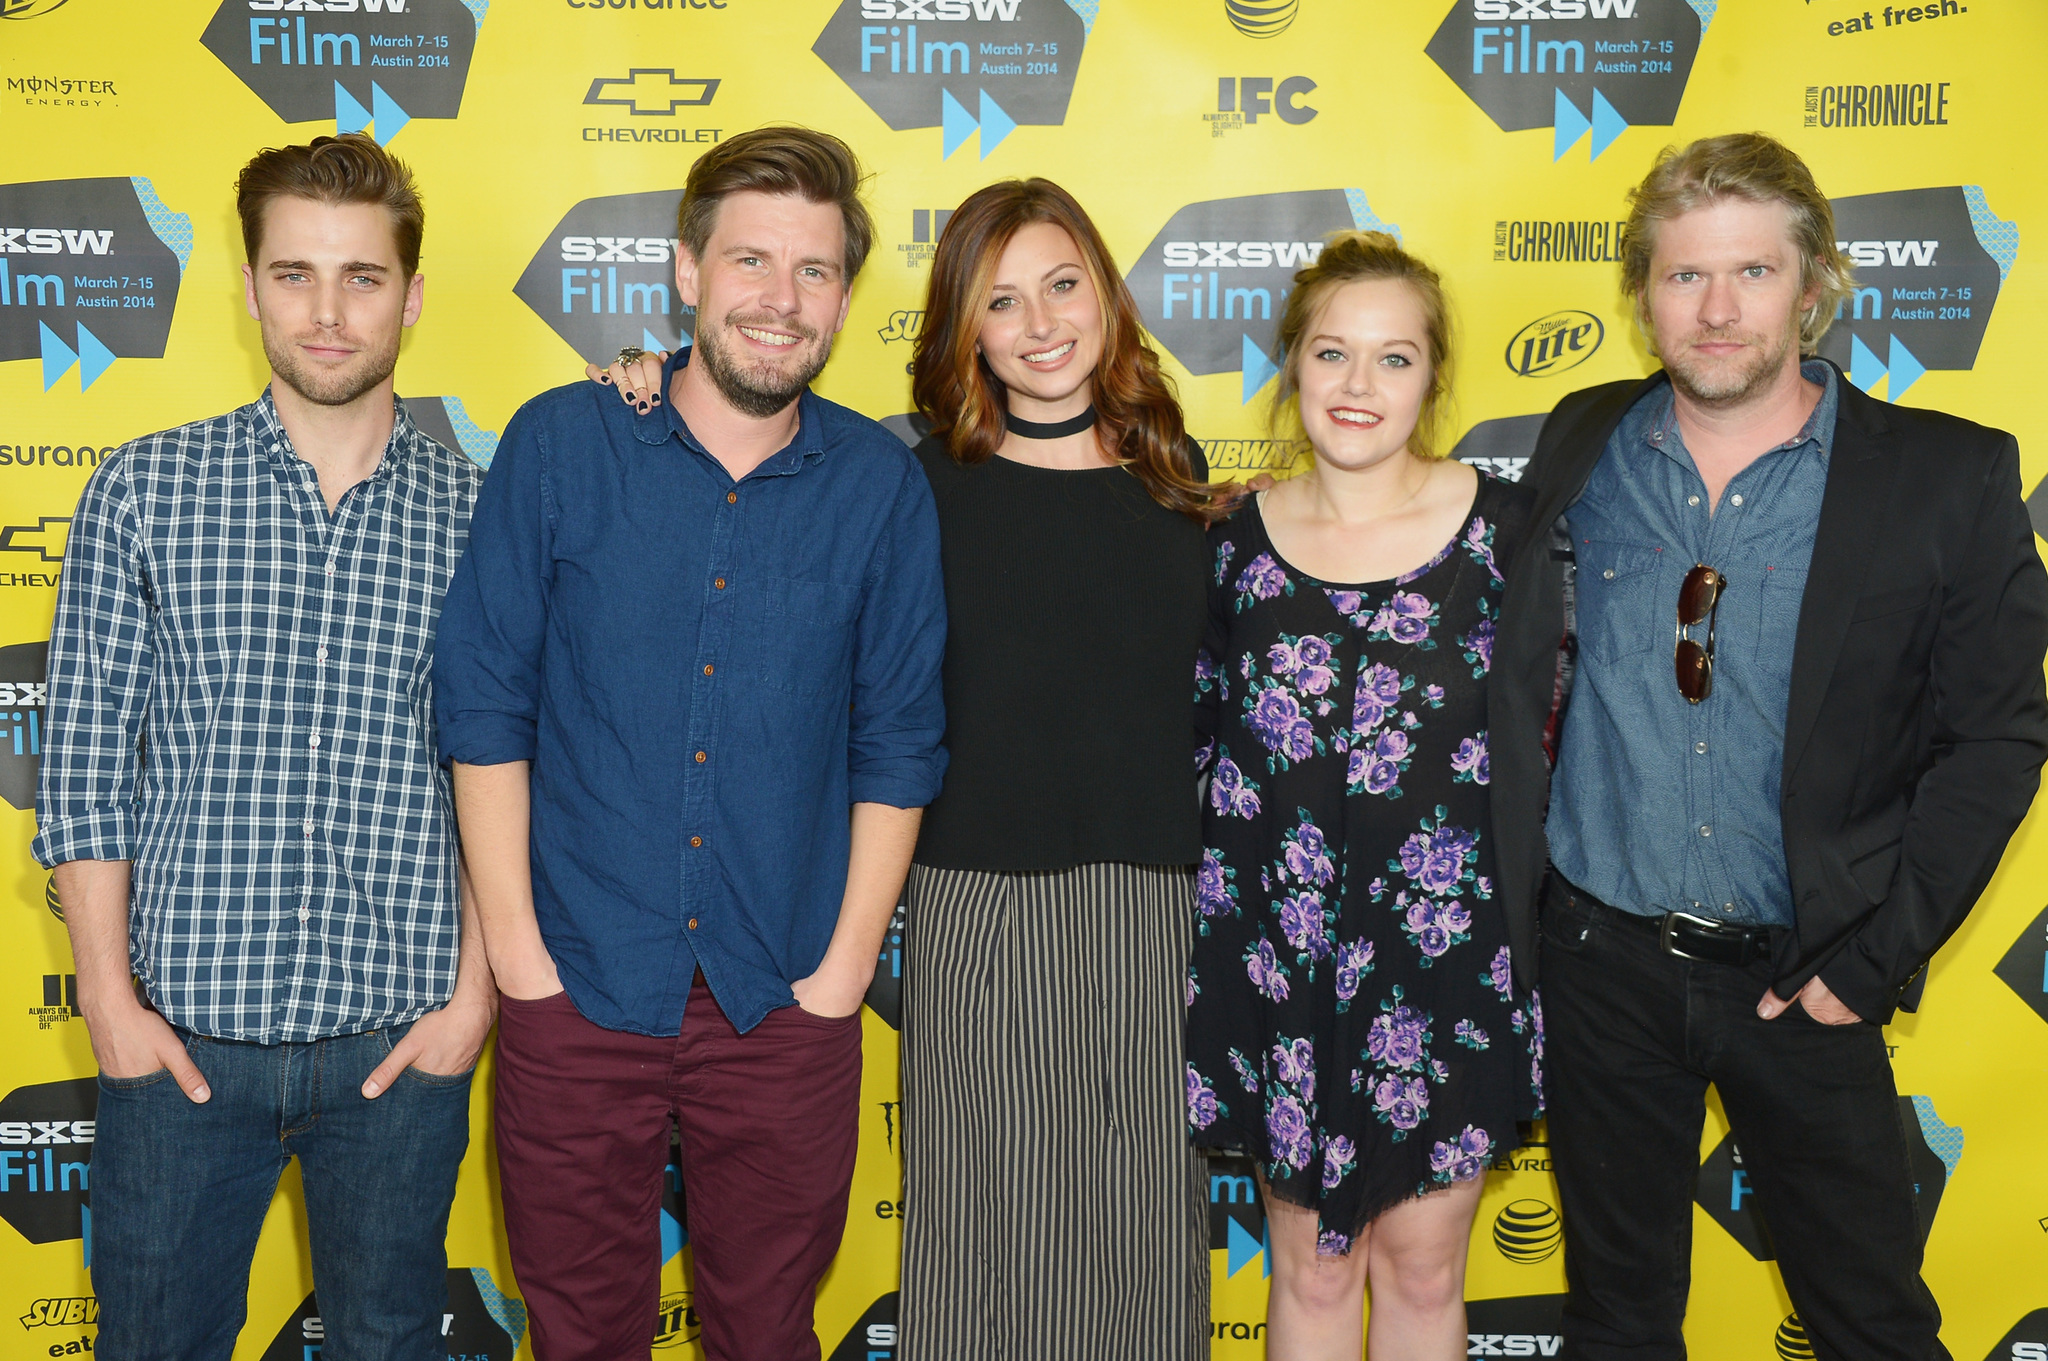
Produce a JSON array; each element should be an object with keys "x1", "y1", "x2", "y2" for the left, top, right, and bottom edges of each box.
[
  {"x1": 584, "y1": 71, "x2": 719, "y2": 117},
  {"x1": 0, "y1": 517, "x2": 69, "y2": 563}
]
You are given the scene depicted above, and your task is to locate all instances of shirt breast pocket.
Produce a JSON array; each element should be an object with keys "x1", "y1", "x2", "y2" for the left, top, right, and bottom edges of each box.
[
  {"x1": 1754, "y1": 566, "x2": 1809, "y2": 657},
  {"x1": 734, "y1": 576, "x2": 863, "y2": 696},
  {"x1": 1577, "y1": 542, "x2": 1663, "y2": 664}
]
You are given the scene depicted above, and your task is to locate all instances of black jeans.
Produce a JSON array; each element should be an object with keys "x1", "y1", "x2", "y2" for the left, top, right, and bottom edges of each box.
[{"x1": 1540, "y1": 873, "x2": 1949, "y2": 1361}]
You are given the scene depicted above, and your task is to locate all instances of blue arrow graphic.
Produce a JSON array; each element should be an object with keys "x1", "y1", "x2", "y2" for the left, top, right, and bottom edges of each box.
[
  {"x1": 1242, "y1": 333, "x2": 1281, "y2": 405},
  {"x1": 336, "y1": 81, "x2": 373, "y2": 135},
  {"x1": 978, "y1": 88, "x2": 1016, "y2": 158},
  {"x1": 1848, "y1": 332, "x2": 1886, "y2": 393},
  {"x1": 660, "y1": 1206, "x2": 687, "y2": 1263},
  {"x1": 1886, "y1": 333, "x2": 1926, "y2": 399},
  {"x1": 39, "y1": 321, "x2": 78, "y2": 391},
  {"x1": 643, "y1": 327, "x2": 670, "y2": 354},
  {"x1": 941, "y1": 88, "x2": 977, "y2": 159},
  {"x1": 371, "y1": 82, "x2": 411, "y2": 146},
  {"x1": 1225, "y1": 1214, "x2": 1271, "y2": 1277},
  {"x1": 76, "y1": 323, "x2": 116, "y2": 391},
  {"x1": 1589, "y1": 88, "x2": 1628, "y2": 160},
  {"x1": 1553, "y1": 88, "x2": 1590, "y2": 161}
]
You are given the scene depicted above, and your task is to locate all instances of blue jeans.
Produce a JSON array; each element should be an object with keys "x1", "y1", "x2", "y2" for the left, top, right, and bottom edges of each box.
[{"x1": 91, "y1": 1021, "x2": 473, "y2": 1361}]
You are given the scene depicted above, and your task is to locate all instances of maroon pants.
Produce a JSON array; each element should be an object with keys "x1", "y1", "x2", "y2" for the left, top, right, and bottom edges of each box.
[{"x1": 494, "y1": 976, "x2": 863, "y2": 1361}]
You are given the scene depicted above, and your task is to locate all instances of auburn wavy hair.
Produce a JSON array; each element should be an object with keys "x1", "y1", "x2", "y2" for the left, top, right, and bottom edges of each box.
[{"x1": 911, "y1": 179, "x2": 1212, "y2": 521}]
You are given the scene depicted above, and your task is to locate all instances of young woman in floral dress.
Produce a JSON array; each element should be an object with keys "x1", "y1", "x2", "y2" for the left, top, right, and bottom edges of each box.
[{"x1": 1187, "y1": 232, "x2": 1544, "y2": 1360}]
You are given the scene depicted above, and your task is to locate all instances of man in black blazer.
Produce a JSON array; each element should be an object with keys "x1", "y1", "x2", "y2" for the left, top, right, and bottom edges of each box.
[{"x1": 1492, "y1": 133, "x2": 2047, "y2": 1359}]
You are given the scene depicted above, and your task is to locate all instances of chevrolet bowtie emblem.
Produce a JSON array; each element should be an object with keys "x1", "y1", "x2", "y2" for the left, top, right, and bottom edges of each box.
[
  {"x1": 584, "y1": 71, "x2": 720, "y2": 117},
  {"x1": 0, "y1": 518, "x2": 70, "y2": 564}
]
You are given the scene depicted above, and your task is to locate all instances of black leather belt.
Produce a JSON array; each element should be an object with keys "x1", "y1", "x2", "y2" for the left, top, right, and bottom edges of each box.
[{"x1": 1549, "y1": 871, "x2": 1777, "y2": 967}]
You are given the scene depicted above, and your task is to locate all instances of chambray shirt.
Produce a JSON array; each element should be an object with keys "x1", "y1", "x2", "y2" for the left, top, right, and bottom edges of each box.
[
  {"x1": 1550, "y1": 360, "x2": 1839, "y2": 926},
  {"x1": 32, "y1": 394, "x2": 481, "y2": 1043},
  {"x1": 433, "y1": 347, "x2": 948, "y2": 1036}
]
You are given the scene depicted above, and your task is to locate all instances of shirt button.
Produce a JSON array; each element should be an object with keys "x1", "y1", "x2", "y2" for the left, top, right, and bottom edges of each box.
[
  {"x1": 325, "y1": 561, "x2": 335, "y2": 576},
  {"x1": 688, "y1": 918, "x2": 699, "y2": 930},
  {"x1": 1699, "y1": 823, "x2": 1712, "y2": 837},
  {"x1": 1723, "y1": 902, "x2": 1736, "y2": 912},
  {"x1": 1694, "y1": 741, "x2": 1708, "y2": 754},
  {"x1": 695, "y1": 751, "x2": 707, "y2": 763},
  {"x1": 1730, "y1": 493, "x2": 1744, "y2": 507},
  {"x1": 308, "y1": 735, "x2": 320, "y2": 748},
  {"x1": 1602, "y1": 568, "x2": 1615, "y2": 580},
  {"x1": 690, "y1": 836, "x2": 703, "y2": 848},
  {"x1": 1688, "y1": 494, "x2": 1700, "y2": 507},
  {"x1": 703, "y1": 664, "x2": 714, "y2": 676},
  {"x1": 714, "y1": 578, "x2": 726, "y2": 590},
  {"x1": 317, "y1": 646, "x2": 328, "y2": 662},
  {"x1": 726, "y1": 492, "x2": 737, "y2": 504},
  {"x1": 302, "y1": 819, "x2": 313, "y2": 835},
  {"x1": 298, "y1": 907, "x2": 310, "y2": 924}
]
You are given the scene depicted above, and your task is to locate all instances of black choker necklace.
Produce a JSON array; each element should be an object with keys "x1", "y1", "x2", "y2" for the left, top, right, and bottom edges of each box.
[{"x1": 1006, "y1": 405, "x2": 1097, "y2": 440}]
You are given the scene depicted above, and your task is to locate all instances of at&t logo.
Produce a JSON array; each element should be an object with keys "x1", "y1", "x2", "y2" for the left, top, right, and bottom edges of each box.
[
  {"x1": 1504, "y1": 310, "x2": 1602, "y2": 378},
  {"x1": 1224, "y1": 0, "x2": 1297, "y2": 37},
  {"x1": 1491, "y1": 1198, "x2": 1561, "y2": 1262}
]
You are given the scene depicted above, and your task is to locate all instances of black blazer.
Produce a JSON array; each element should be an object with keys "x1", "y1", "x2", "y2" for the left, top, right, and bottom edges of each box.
[{"x1": 1490, "y1": 360, "x2": 2048, "y2": 1022}]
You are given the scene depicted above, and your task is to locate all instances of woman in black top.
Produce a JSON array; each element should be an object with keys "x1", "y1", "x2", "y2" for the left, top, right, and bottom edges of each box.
[{"x1": 899, "y1": 178, "x2": 1216, "y2": 1360}]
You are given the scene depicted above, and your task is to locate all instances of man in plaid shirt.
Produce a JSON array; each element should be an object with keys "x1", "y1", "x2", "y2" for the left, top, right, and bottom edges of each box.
[{"x1": 31, "y1": 135, "x2": 492, "y2": 1361}]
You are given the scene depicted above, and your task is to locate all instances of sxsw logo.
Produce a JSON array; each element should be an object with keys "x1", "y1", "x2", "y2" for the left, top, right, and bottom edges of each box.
[
  {"x1": 258, "y1": 1269, "x2": 526, "y2": 1361},
  {"x1": 1466, "y1": 1293, "x2": 1565, "y2": 1357},
  {"x1": 200, "y1": 0, "x2": 481, "y2": 145},
  {"x1": 1208, "y1": 76, "x2": 1317, "y2": 137},
  {"x1": 813, "y1": 0, "x2": 1089, "y2": 159},
  {"x1": 1816, "y1": 186, "x2": 2013, "y2": 400},
  {"x1": 1694, "y1": 1095, "x2": 1959, "y2": 1260},
  {"x1": 1425, "y1": 0, "x2": 1704, "y2": 161},
  {"x1": 513, "y1": 190, "x2": 697, "y2": 365},
  {"x1": 1, "y1": 179, "x2": 185, "y2": 392},
  {"x1": 0, "y1": 641, "x2": 49, "y2": 812},
  {"x1": 584, "y1": 70, "x2": 718, "y2": 115},
  {"x1": 825, "y1": 1294, "x2": 897, "y2": 1361},
  {"x1": 0, "y1": 1079, "x2": 95, "y2": 1247},
  {"x1": 1989, "y1": 1309, "x2": 2048, "y2": 1361},
  {"x1": 1127, "y1": 188, "x2": 1400, "y2": 403}
]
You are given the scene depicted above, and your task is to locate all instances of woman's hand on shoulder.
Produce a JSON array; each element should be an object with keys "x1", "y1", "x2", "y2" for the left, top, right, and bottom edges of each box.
[{"x1": 584, "y1": 349, "x2": 671, "y2": 413}]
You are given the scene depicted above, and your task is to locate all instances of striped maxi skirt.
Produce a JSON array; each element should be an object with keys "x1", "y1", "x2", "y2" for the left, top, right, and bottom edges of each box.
[{"x1": 898, "y1": 861, "x2": 1211, "y2": 1361}]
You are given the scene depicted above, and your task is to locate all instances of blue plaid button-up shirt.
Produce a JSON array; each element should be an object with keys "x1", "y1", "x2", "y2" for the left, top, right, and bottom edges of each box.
[{"x1": 32, "y1": 392, "x2": 482, "y2": 1043}]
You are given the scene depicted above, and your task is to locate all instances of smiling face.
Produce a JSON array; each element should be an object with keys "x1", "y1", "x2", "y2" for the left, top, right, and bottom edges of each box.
[
  {"x1": 976, "y1": 220, "x2": 1105, "y2": 417},
  {"x1": 1643, "y1": 195, "x2": 1821, "y2": 408},
  {"x1": 676, "y1": 189, "x2": 851, "y2": 419},
  {"x1": 1292, "y1": 277, "x2": 1435, "y2": 473},
  {"x1": 242, "y1": 195, "x2": 421, "y2": 409}
]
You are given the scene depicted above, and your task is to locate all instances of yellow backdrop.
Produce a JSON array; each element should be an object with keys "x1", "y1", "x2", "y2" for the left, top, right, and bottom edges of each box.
[{"x1": 4, "y1": 1, "x2": 2046, "y2": 1358}]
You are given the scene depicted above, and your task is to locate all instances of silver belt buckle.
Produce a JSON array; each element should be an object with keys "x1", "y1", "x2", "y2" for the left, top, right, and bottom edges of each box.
[{"x1": 1658, "y1": 910, "x2": 1723, "y2": 961}]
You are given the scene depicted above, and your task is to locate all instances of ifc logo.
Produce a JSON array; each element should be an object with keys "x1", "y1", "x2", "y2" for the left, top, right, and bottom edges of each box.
[
  {"x1": 1774, "y1": 1314, "x2": 1815, "y2": 1361},
  {"x1": 1225, "y1": 0, "x2": 1298, "y2": 38},
  {"x1": 1492, "y1": 1198, "x2": 1562, "y2": 1263}
]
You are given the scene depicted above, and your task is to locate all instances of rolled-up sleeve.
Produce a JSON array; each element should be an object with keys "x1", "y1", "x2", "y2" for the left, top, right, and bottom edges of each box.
[
  {"x1": 433, "y1": 405, "x2": 553, "y2": 766},
  {"x1": 33, "y1": 455, "x2": 152, "y2": 868},
  {"x1": 845, "y1": 460, "x2": 948, "y2": 807}
]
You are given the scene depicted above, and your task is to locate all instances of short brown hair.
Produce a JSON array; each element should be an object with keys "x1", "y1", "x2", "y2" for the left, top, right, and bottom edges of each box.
[
  {"x1": 1269, "y1": 231, "x2": 1456, "y2": 461},
  {"x1": 1620, "y1": 132, "x2": 1854, "y2": 352},
  {"x1": 676, "y1": 126, "x2": 874, "y2": 282},
  {"x1": 236, "y1": 133, "x2": 425, "y2": 277},
  {"x1": 910, "y1": 178, "x2": 1211, "y2": 521}
]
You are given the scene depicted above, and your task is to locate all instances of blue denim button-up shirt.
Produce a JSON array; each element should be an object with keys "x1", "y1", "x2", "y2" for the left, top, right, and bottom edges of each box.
[
  {"x1": 433, "y1": 348, "x2": 948, "y2": 1035},
  {"x1": 1550, "y1": 360, "x2": 1839, "y2": 926}
]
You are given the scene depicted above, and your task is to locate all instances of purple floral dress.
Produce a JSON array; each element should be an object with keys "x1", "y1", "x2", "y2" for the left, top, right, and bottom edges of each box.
[{"x1": 1186, "y1": 473, "x2": 1544, "y2": 1253}]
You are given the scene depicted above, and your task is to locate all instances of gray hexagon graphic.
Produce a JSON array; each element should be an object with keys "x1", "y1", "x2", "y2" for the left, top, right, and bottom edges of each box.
[{"x1": 512, "y1": 190, "x2": 697, "y2": 366}]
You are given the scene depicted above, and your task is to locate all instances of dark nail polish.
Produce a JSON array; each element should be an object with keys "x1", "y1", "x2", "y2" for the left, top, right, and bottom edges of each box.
[{"x1": 639, "y1": 403, "x2": 650, "y2": 413}]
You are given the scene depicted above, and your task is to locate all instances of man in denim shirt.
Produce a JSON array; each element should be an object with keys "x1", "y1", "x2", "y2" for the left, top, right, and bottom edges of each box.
[
  {"x1": 433, "y1": 128, "x2": 946, "y2": 1361},
  {"x1": 1493, "y1": 135, "x2": 2047, "y2": 1358}
]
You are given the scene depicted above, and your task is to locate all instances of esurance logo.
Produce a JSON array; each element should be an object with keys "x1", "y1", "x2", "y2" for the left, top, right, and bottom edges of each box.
[
  {"x1": 0, "y1": 641, "x2": 49, "y2": 812},
  {"x1": 1425, "y1": 0, "x2": 1706, "y2": 161},
  {"x1": 200, "y1": 0, "x2": 482, "y2": 145},
  {"x1": 1, "y1": 179, "x2": 186, "y2": 392},
  {"x1": 513, "y1": 190, "x2": 696, "y2": 366},
  {"x1": 259, "y1": 1269, "x2": 526, "y2": 1361},
  {"x1": 0, "y1": 1079, "x2": 95, "y2": 1247},
  {"x1": 1695, "y1": 1095, "x2": 1959, "y2": 1260},
  {"x1": 1504, "y1": 310, "x2": 1602, "y2": 378},
  {"x1": 1127, "y1": 188, "x2": 1399, "y2": 403},
  {"x1": 1816, "y1": 185, "x2": 2014, "y2": 400},
  {"x1": 813, "y1": 0, "x2": 1090, "y2": 159}
]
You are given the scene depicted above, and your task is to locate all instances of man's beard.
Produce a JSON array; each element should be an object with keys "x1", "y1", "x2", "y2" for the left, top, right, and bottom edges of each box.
[
  {"x1": 695, "y1": 311, "x2": 832, "y2": 419},
  {"x1": 262, "y1": 321, "x2": 399, "y2": 409},
  {"x1": 1661, "y1": 316, "x2": 1798, "y2": 409}
]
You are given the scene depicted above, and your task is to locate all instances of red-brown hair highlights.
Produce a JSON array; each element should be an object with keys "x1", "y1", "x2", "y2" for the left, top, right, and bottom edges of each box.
[{"x1": 910, "y1": 178, "x2": 1211, "y2": 521}]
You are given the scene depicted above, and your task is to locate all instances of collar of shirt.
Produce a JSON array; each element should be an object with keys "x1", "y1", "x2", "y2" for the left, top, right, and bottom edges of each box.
[
  {"x1": 1636, "y1": 357, "x2": 1841, "y2": 471},
  {"x1": 633, "y1": 343, "x2": 828, "y2": 480},
  {"x1": 249, "y1": 386, "x2": 429, "y2": 482}
]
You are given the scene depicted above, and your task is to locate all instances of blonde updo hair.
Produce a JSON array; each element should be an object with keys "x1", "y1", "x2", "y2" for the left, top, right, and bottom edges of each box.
[{"x1": 1269, "y1": 230, "x2": 1455, "y2": 461}]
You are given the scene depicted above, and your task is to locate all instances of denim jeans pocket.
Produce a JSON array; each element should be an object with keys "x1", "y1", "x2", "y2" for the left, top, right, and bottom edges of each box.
[
  {"x1": 1539, "y1": 883, "x2": 1601, "y2": 956},
  {"x1": 373, "y1": 1019, "x2": 479, "y2": 1085},
  {"x1": 97, "y1": 1068, "x2": 173, "y2": 1091}
]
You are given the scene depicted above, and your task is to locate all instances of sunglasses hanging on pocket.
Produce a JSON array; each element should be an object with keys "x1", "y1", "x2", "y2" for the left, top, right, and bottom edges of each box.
[{"x1": 1675, "y1": 564, "x2": 1727, "y2": 704}]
